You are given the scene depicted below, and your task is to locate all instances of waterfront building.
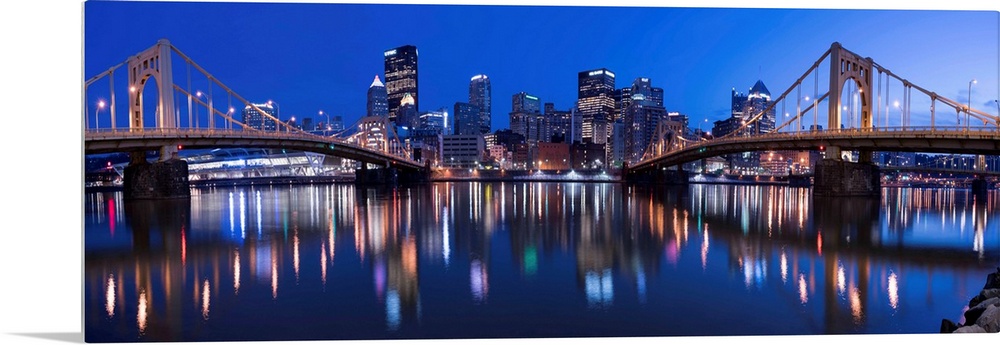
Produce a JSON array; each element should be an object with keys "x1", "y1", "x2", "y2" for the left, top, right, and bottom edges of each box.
[
  {"x1": 546, "y1": 103, "x2": 575, "y2": 144},
  {"x1": 492, "y1": 129, "x2": 525, "y2": 154},
  {"x1": 526, "y1": 112, "x2": 550, "y2": 143},
  {"x1": 622, "y1": 77, "x2": 668, "y2": 164},
  {"x1": 534, "y1": 142, "x2": 571, "y2": 170},
  {"x1": 409, "y1": 128, "x2": 442, "y2": 165},
  {"x1": 570, "y1": 141, "x2": 606, "y2": 169},
  {"x1": 577, "y1": 68, "x2": 616, "y2": 146},
  {"x1": 442, "y1": 134, "x2": 485, "y2": 168}
]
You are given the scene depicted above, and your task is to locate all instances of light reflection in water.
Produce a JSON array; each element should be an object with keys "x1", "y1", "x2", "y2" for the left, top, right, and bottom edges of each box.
[
  {"x1": 470, "y1": 259, "x2": 488, "y2": 303},
  {"x1": 585, "y1": 269, "x2": 613, "y2": 308},
  {"x1": 293, "y1": 229, "x2": 300, "y2": 283},
  {"x1": 239, "y1": 191, "x2": 246, "y2": 238},
  {"x1": 228, "y1": 192, "x2": 234, "y2": 237},
  {"x1": 798, "y1": 274, "x2": 808, "y2": 304},
  {"x1": 780, "y1": 251, "x2": 787, "y2": 283},
  {"x1": 838, "y1": 263, "x2": 846, "y2": 295},
  {"x1": 137, "y1": 289, "x2": 147, "y2": 335},
  {"x1": 256, "y1": 191, "x2": 262, "y2": 235},
  {"x1": 888, "y1": 271, "x2": 899, "y2": 310},
  {"x1": 386, "y1": 290, "x2": 400, "y2": 330},
  {"x1": 105, "y1": 274, "x2": 115, "y2": 317},
  {"x1": 321, "y1": 242, "x2": 327, "y2": 287},
  {"x1": 233, "y1": 250, "x2": 240, "y2": 295},
  {"x1": 701, "y1": 225, "x2": 709, "y2": 270},
  {"x1": 443, "y1": 207, "x2": 451, "y2": 267},
  {"x1": 83, "y1": 184, "x2": 999, "y2": 341},
  {"x1": 850, "y1": 287, "x2": 863, "y2": 324},
  {"x1": 271, "y1": 250, "x2": 278, "y2": 300},
  {"x1": 202, "y1": 280, "x2": 210, "y2": 320}
]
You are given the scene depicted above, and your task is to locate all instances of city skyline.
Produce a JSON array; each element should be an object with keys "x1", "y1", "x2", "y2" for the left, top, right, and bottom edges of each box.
[{"x1": 83, "y1": 2, "x2": 999, "y2": 134}]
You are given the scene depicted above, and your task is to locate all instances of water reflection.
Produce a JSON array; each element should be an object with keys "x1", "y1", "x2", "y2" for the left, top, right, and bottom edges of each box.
[{"x1": 84, "y1": 184, "x2": 999, "y2": 341}]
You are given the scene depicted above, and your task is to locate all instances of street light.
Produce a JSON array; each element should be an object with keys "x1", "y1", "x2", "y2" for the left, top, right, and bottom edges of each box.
[
  {"x1": 893, "y1": 100, "x2": 902, "y2": 128},
  {"x1": 95, "y1": 100, "x2": 106, "y2": 129},
  {"x1": 318, "y1": 110, "x2": 331, "y2": 134},
  {"x1": 968, "y1": 79, "x2": 976, "y2": 131},
  {"x1": 195, "y1": 91, "x2": 208, "y2": 128},
  {"x1": 267, "y1": 100, "x2": 280, "y2": 132}
]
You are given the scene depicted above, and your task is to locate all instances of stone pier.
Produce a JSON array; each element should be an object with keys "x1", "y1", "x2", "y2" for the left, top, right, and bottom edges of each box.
[
  {"x1": 813, "y1": 159, "x2": 880, "y2": 197},
  {"x1": 971, "y1": 178, "x2": 989, "y2": 199},
  {"x1": 122, "y1": 151, "x2": 191, "y2": 200},
  {"x1": 625, "y1": 166, "x2": 689, "y2": 185},
  {"x1": 354, "y1": 165, "x2": 430, "y2": 185},
  {"x1": 355, "y1": 165, "x2": 398, "y2": 185}
]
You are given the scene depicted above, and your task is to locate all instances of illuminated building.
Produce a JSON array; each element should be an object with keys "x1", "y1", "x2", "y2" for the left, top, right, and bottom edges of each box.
[
  {"x1": 510, "y1": 92, "x2": 541, "y2": 140},
  {"x1": 577, "y1": 68, "x2": 616, "y2": 145},
  {"x1": 241, "y1": 103, "x2": 278, "y2": 131},
  {"x1": 469, "y1": 74, "x2": 492, "y2": 134},
  {"x1": 453, "y1": 102, "x2": 481, "y2": 136},
  {"x1": 621, "y1": 77, "x2": 667, "y2": 164},
  {"x1": 367, "y1": 75, "x2": 389, "y2": 118},
  {"x1": 397, "y1": 93, "x2": 418, "y2": 136},
  {"x1": 384, "y1": 45, "x2": 418, "y2": 125},
  {"x1": 442, "y1": 135, "x2": 485, "y2": 168}
]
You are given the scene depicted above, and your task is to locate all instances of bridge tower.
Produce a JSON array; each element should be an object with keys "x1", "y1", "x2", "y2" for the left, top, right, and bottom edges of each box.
[
  {"x1": 122, "y1": 39, "x2": 189, "y2": 199},
  {"x1": 814, "y1": 42, "x2": 879, "y2": 197},
  {"x1": 827, "y1": 42, "x2": 874, "y2": 162}
]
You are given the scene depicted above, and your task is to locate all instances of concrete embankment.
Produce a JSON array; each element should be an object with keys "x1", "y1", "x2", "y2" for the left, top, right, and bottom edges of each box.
[{"x1": 941, "y1": 267, "x2": 1000, "y2": 333}]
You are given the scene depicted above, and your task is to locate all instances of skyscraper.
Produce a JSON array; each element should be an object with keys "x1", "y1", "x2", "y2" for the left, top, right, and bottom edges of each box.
[
  {"x1": 546, "y1": 103, "x2": 574, "y2": 143},
  {"x1": 367, "y1": 75, "x2": 388, "y2": 118},
  {"x1": 385, "y1": 45, "x2": 418, "y2": 125},
  {"x1": 745, "y1": 80, "x2": 775, "y2": 135},
  {"x1": 242, "y1": 103, "x2": 278, "y2": 131},
  {"x1": 622, "y1": 77, "x2": 667, "y2": 164},
  {"x1": 469, "y1": 74, "x2": 492, "y2": 134},
  {"x1": 510, "y1": 92, "x2": 541, "y2": 139},
  {"x1": 453, "y1": 102, "x2": 481, "y2": 136},
  {"x1": 721, "y1": 80, "x2": 776, "y2": 172},
  {"x1": 397, "y1": 93, "x2": 418, "y2": 134},
  {"x1": 577, "y1": 68, "x2": 616, "y2": 145}
]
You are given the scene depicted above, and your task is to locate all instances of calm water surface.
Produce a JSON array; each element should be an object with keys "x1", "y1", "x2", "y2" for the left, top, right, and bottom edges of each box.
[{"x1": 83, "y1": 183, "x2": 999, "y2": 342}]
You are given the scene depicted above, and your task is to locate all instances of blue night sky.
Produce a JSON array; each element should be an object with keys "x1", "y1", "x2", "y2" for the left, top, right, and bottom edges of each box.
[{"x1": 83, "y1": 1, "x2": 998, "y2": 131}]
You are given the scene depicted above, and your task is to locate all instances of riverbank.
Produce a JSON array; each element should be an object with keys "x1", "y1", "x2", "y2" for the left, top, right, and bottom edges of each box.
[
  {"x1": 189, "y1": 175, "x2": 353, "y2": 187},
  {"x1": 942, "y1": 267, "x2": 1000, "y2": 333}
]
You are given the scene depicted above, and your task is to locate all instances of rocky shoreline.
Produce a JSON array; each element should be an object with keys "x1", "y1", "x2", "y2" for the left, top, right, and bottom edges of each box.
[{"x1": 941, "y1": 267, "x2": 1000, "y2": 333}]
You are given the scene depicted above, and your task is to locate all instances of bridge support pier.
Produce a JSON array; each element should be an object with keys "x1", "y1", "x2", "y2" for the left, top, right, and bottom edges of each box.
[
  {"x1": 625, "y1": 165, "x2": 689, "y2": 185},
  {"x1": 971, "y1": 178, "x2": 989, "y2": 199},
  {"x1": 813, "y1": 159, "x2": 880, "y2": 197},
  {"x1": 355, "y1": 164, "x2": 397, "y2": 185},
  {"x1": 122, "y1": 151, "x2": 191, "y2": 200},
  {"x1": 354, "y1": 164, "x2": 431, "y2": 185}
]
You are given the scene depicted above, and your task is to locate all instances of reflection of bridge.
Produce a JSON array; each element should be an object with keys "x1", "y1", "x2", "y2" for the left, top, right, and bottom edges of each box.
[
  {"x1": 627, "y1": 42, "x2": 1000, "y2": 196},
  {"x1": 84, "y1": 39, "x2": 423, "y2": 198}
]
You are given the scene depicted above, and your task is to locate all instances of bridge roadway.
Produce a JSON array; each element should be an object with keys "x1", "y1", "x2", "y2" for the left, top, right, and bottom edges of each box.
[
  {"x1": 880, "y1": 166, "x2": 1000, "y2": 177},
  {"x1": 84, "y1": 128, "x2": 424, "y2": 171},
  {"x1": 630, "y1": 127, "x2": 1000, "y2": 172}
]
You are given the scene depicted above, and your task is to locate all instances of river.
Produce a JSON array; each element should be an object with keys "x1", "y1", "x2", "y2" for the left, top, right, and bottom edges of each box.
[{"x1": 83, "y1": 183, "x2": 999, "y2": 342}]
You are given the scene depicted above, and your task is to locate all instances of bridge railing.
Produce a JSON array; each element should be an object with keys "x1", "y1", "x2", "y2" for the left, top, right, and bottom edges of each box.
[
  {"x1": 638, "y1": 127, "x2": 1000, "y2": 167},
  {"x1": 84, "y1": 127, "x2": 347, "y2": 143}
]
